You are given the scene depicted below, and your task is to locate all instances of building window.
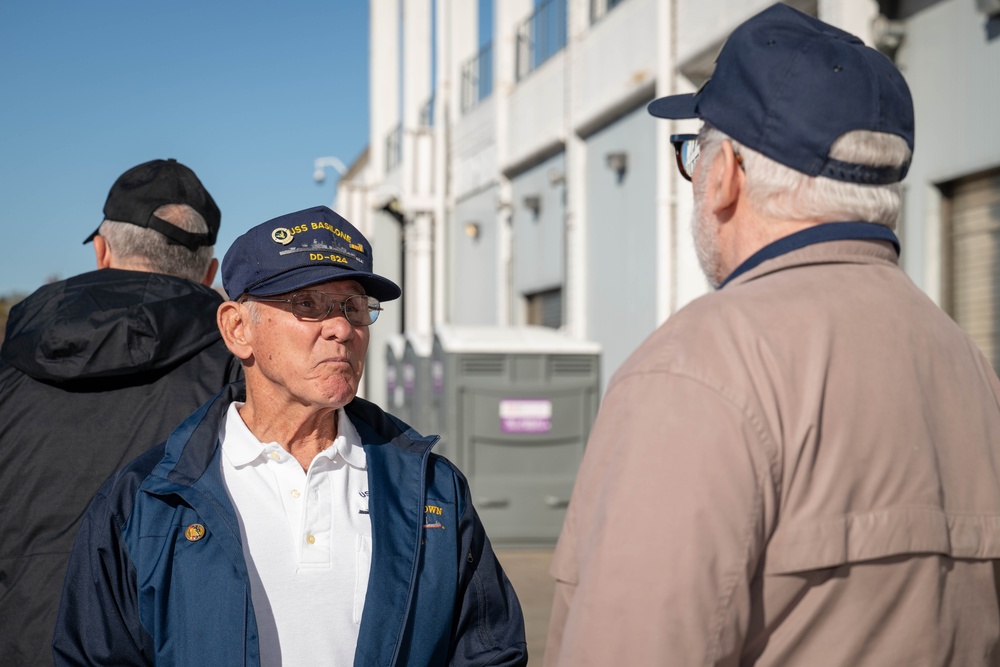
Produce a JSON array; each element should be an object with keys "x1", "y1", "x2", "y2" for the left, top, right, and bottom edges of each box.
[
  {"x1": 461, "y1": 0, "x2": 494, "y2": 114},
  {"x1": 943, "y1": 168, "x2": 1000, "y2": 369},
  {"x1": 422, "y1": 0, "x2": 437, "y2": 127},
  {"x1": 526, "y1": 287, "x2": 563, "y2": 329},
  {"x1": 516, "y1": 0, "x2": 568, "y2": 82},
  {"x1": 590, "y1": 0, "x2": 626, "y2": 24}
]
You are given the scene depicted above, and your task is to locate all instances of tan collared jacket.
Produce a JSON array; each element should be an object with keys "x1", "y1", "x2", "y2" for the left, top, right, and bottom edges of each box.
[{"x1": 547, "y1": 239, "x2": 1000, "y2": 666}]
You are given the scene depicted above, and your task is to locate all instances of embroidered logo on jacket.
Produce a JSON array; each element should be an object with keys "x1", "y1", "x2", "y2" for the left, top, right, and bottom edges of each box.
[{"x1": 424, "y1": 505, "x2": 444, "y2": 529}]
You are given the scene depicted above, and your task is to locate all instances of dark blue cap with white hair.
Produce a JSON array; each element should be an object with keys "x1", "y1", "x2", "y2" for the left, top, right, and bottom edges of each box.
[
  {"x1": 648, "y1": 4, "x2": 914, "y2": 184},
  {"x1": 221, "y1": 205, "x2": 401, "y2": 301}
]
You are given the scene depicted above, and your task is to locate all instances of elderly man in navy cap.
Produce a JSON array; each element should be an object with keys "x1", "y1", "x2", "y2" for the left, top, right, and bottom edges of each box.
[
  {"x1": 54, "y1": 206, "x2": 527, "y2": 667},
  {"x1": 546, "y1": 5, "x2": 1000, "y2": 666}
]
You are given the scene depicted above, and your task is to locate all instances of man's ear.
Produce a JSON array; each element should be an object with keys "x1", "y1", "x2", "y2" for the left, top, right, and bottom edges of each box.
[
  {"x1": 710, "y1": 140, "x2": 745, "y2": 217},
  {"x1": 217, "y1": 301, "x2": 254, "y2": 361},
  {"x1": 201, "y1": 258, "x2": 219, "y2": 287},
  {"x1": 93, "y1": 235, "x2": 113, "y2": 270}
]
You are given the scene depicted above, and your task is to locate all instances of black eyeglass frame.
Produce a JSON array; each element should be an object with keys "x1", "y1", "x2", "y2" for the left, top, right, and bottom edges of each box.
[
  {"x1": 241, "y1": 291, "x2": 383, "y2": 326},
  {"x1": 670, "y1": 133, "x2": 745, "y2": 182},
  {"x1": 670, "y1": 134, "x2": 700, "y2": 182}
]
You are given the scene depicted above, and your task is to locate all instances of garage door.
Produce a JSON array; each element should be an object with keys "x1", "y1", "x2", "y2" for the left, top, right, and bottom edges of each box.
[{"x1": 947, "y1": 169, "x2": 1000, "y2": 369}]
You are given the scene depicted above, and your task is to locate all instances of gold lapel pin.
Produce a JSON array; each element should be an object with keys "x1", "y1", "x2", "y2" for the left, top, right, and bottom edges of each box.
[{"x1": 184, "y1": 524, "x2": 206, "y2": 542}]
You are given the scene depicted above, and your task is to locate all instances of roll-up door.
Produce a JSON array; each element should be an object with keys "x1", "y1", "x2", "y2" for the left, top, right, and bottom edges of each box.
[{"x1": 946, "y1": 169, "x2": 1000, "y2": 369}]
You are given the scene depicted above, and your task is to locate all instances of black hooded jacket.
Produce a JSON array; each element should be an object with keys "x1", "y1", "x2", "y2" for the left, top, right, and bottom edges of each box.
[{"x1": 0, "y1": 269, "x2": 242, "y2": 666}]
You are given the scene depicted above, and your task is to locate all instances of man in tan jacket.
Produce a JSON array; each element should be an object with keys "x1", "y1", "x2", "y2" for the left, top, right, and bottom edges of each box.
[{"x1": 546, "y1": 5, "x2": 1000, "y2": 666}]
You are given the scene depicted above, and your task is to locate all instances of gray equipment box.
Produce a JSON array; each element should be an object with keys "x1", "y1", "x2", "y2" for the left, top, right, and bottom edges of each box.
[
  {"x1": 432, "y1": 324, "x2": 601, "y2": 546},
  {"x1": 402, "y1": 332, "x2": 435, "y2": 438},
  {"x1": 385, "y1": 334, "x2": 408, "y2": 426}
]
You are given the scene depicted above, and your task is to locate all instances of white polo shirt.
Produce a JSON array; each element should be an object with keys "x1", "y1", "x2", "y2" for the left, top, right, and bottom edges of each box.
[{"x1": 219, "y1": 402, "x2": 371, "y2": 667}]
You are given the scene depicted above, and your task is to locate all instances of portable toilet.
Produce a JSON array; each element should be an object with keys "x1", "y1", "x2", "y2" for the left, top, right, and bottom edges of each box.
[{"x1": 432, "y1": 324, "x2": 601, "y2": 546}]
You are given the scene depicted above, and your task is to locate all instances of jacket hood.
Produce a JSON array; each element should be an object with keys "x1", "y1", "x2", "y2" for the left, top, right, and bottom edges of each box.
[{"x1": 1, "y1": 269, "x2": 226, "y2": 383}]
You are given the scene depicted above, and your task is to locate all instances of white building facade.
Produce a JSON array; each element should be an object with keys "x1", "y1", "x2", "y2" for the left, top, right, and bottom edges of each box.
[{"x1": 340, "y1": 0, "x2": 1000, "y2": 407}]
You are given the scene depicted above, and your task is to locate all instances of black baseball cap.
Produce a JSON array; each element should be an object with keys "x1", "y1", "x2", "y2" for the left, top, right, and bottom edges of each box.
[
  {"x1": 222, "y1": 205, "x2": 401, "y2": 302},
  {"x1": 84, "y1": 158, "x2": 221, "y2": 249},
  {"x1": 648, "y1": 4, "x2": 914, "y2": 185}
]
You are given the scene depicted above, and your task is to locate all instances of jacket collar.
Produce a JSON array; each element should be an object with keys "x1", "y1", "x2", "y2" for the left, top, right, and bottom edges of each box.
[
  {"x1": 145, "y1": 382, "x2": 436, "y2": 492},
  {"x1": 721, "y1": 222, "x2": 900, "y2": 288}
]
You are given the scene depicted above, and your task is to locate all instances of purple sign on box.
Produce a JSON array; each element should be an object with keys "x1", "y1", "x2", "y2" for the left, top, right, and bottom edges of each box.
[
  {"x1": 432, "y1": 361, "x2": 444, "y2": 394},
  {"x1": 499, "y1": 398, "x2": 552, "y2": 434}
]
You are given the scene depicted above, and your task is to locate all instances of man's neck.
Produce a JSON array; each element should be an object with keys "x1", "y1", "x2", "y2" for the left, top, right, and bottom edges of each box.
[{"x1": 238, "y1": 391, "x2": 341, "y2": 471}]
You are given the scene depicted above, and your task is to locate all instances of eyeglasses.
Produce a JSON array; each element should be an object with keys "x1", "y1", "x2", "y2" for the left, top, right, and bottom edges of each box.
[
  {"x1": 670, "y1": 133, "x2": 745, "y2": 182},
  {"x1": 243, "y1": 291, "x2": 382, "y2": 326},
  {"x1": 670, "y1": 134, "x2": 700, "y2": 182}
]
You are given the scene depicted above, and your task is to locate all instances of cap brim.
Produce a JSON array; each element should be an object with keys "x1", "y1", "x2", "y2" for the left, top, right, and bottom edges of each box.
[
  {"x1": 83, "y1": 225, "x2": 100, "y2": 245},
  {"x1": 647, "y1": 93, "x2": 699, "y2": 119},
  {"x1": 243, "y1": 265, "x2": 402, "y2": 302}
]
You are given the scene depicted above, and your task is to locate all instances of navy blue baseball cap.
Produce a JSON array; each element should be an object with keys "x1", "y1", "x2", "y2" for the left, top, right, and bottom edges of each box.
[
  {"x1": 222, "y1": 205, "x2": 401, "y2": 301},
  {"x1": 649, "y1": 4, "x2": 914, "y2": 185}
]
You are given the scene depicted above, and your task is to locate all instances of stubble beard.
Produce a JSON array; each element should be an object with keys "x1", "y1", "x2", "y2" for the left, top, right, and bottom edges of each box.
[{"x1": 692, "y1": 175, "x2": 723, "y2": 289}]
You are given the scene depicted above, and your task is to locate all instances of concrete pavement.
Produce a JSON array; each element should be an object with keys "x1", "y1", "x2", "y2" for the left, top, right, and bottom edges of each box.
[{"x1": 495, "y1": 549, "x2": 556, "y2": 665}]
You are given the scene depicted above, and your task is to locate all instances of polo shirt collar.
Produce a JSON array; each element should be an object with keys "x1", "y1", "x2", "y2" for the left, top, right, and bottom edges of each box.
[
  {"x1": 221, "y1": 402, "x2": 367, "y2": 470},
  {"x1": 331, "y1": 409, "x2": 367, "y2": 470}
]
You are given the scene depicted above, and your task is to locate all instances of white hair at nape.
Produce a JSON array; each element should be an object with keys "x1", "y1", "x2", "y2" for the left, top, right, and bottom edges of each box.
[
  {"x1": 98, "y1": 204, "x2": 214, "y2": 282},
  {"x1": 699, "y1": 124, "x2": 911, "y2": 229}
]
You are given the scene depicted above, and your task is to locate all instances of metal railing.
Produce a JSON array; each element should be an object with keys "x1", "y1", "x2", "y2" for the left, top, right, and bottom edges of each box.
[
  {"x1": 515, "y1": 0, "x2": 567, "y2": 82},
  {"x1": 385, "y1": 123, "x2": 402, "y2": 171},
  {"x1": 460, "y1": 42, "x2": 494, "y2": 113}
]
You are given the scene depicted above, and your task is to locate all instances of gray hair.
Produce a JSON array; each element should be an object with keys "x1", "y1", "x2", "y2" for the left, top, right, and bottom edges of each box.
[
  {"x1": 98, "y1": 204, "x2": 214, "y2": 282},
  {"x1": 699, "y1": 124, "x2": 911, "y2": 229},
  {"x1": 239, "y1": 298, "x2": 263, "y2": 323}
]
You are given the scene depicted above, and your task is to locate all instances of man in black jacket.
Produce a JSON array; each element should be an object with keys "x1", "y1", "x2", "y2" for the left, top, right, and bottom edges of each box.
[{"x1": 0, "y1": 159, "x2": 242, "y2": 666}]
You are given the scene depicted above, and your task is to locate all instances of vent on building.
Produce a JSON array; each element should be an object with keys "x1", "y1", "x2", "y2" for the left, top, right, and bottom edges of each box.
[
  {"x1": 550, "y1": 355, "x2": 595, "y2": 376},
  {"x1": 460, "y1": 355, "x2": 506, "y2": 376}
]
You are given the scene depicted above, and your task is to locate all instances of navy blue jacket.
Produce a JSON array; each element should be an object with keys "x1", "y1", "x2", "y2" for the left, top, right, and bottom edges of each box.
[{"x1": 53, "y1": 383, "x2": 527, "y2": 666}]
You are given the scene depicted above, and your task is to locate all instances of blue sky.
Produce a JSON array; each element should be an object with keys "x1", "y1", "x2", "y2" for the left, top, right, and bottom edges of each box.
[{"x1": 0, "y1": 1, "x2": 370, "y2": 296}]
